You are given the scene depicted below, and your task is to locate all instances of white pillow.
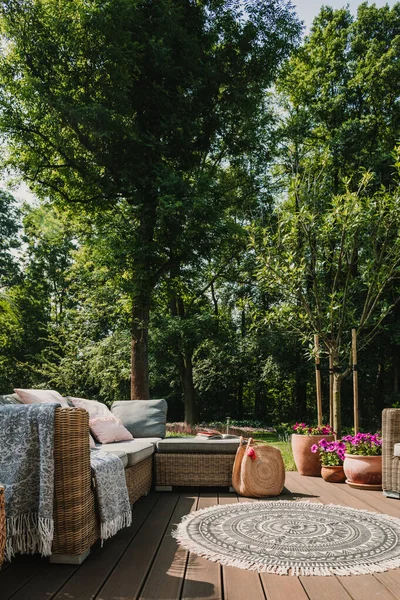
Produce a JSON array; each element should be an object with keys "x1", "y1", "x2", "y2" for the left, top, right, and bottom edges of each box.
[
  {"x1": 68, "y1": 397, "x2": 133, "y2": 444},
  {"x1": 89, "y1": 416, "x2": 133, "y2": 444},
  {"x1": 14, "y1": 388, "x2": 70, "y2": 408},
  {"x1": 68, "y1": 396, "x2": 111, "y2": 419}
]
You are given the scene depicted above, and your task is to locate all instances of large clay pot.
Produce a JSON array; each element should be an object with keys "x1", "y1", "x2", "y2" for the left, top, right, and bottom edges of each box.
[
  {"x1": 291, "y1": 434, "x2": 334, "y2": 477},
  {"x1": 321, "y1": 465, "x2": 346, "y2": 483},
  {"x1": 343, "y1": 454, "x2": 382, "y2": 490}
]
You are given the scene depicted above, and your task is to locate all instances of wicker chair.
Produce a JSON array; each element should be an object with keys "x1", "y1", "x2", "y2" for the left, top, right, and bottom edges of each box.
[{"x1": 382, "y1": 408, "x2": 400, "y2": 499}]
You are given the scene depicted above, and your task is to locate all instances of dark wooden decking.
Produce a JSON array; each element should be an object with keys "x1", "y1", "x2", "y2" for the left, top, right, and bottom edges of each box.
[{"x1": 2, "y1": 471, "x2": 400, "y2": 600}]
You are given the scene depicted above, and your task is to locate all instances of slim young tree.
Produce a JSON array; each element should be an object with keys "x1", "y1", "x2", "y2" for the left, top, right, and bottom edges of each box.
[{"x1": 254, "y1": 159, "x2": 400, "y2": 436}]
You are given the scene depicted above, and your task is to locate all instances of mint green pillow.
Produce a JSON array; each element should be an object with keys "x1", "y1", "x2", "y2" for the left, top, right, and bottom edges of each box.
[{"x1": 111, "y1": 399, "x2": 167, "y2": 438}]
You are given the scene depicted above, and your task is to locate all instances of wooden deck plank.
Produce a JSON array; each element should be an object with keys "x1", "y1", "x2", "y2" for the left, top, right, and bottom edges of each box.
[
  {"x1": 303, "y1": 475, "x2": 380, "y2": 511},
  {"x1": 338, "y1": 574, "x2": 399, "y2": 600},
  {"x1": 9, "y1": 564, "x2": 77, "y2": 600},
  {"x1": 96, "y1": 492, "x2": 180, "y2": 600},
  {"x1": 260, "y1": 574, "x2": 309, "y2": 600},
  {"x1": 375, "y1": 571, "x2": 400, "y2": 599},
  {"x1": 181, "y1": 491, "x2": 222, "y2": 600},
  {"x1": 282, "y1": 472, "x2": 323, "y2": 502},
  {"x1": 336, "y1": 483, "x2": 400, "y2": 518},
  {"x1": 223, "y1": 566, "x2": 266, "y2": 600},
  {"x1": 0, "y1": 563, "x2": 45, "y2": 600},
  {"x1": 52, "y1": 492, "x2": 161, "y2": 600},
  {"x1": 138, "y1": 492, "x2": 199, "y2": 600},
  {"x1": 300, "y1": 576, "x2": 353, "y2": 600}
]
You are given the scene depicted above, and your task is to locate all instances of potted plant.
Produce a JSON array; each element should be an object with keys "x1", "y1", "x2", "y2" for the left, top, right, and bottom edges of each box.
[
  {"x1": 311, "y1": 438, "x2": 346, "y2": 482},
  {"x1": 291, "y1": 423, "x2": 335, "y2": 476},
  {"x1": 342, "y1": 432, "x2": 382, "y2": 489}
]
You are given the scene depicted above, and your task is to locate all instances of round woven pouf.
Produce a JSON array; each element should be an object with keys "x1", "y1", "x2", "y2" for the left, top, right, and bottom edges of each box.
[
  {"x1": 0, "y1": 486, "x2": 5, "y2": 568},
  {"x1": 233, "y1": 441, "x2": 285, "y2": 497}
]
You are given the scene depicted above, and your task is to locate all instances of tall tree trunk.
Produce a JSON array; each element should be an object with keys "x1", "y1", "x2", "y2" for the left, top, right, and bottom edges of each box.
[
  {"x1": 179, "y1": 352, "x2": 198, "y2": 424},
  {"x1": 332, "y1": 373, "x2": 342, "y2": 438},
  {"x1": 130, "y1": 194, "x2": 157, "y2": 400},
  {"x1": 131, "y1": 299, "x2": 150, "y2": 399},
  {"x1": 169, "y1": 277, "x2": 198, "y2": 424},
  {"x1": 330, "y1": 348, "x2": 351, "y2": 438}
]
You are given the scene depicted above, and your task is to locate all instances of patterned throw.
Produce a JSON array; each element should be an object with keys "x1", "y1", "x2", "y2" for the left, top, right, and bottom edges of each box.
[
  {"x1": 90, "y1": 451, "x2": 132, "y2": 541},
  {"x1": 174, "y1": 500, "x2": 400, "y2": 576},
  {"x1": 0, "y1": 404, "x2": 58, "y2": 560}
]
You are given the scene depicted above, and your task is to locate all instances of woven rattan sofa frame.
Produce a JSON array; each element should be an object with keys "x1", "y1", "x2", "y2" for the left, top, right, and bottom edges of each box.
[
  {"x1": 52, "y1": 407, "x2": 152, "y2": 564},
  {"x1": 154, "y1": 452, "x2": 236, "y2": 489},
  {"x1": 382, "y1": 408, "x2": 400, "y2": 499}
]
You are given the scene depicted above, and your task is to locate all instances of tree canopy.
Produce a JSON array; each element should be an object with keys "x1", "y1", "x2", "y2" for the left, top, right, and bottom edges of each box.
[{"x1": 0, "y1": 2, "x2": 399, "y2": 430}]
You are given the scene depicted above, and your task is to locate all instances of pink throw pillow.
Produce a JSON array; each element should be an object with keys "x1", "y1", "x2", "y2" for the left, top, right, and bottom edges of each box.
[
  {"x1": 89, "y1": 416, "x2": 133, "y2": 444},
  {"x1": 68, "y1": 397, "x2": 111, "y2": 419},
  {"x1": 15, "y1": 388, "x2": 70, "y2": 408},
  {"x1": 89, "y1": 434, "x2": 96, "y2": 448}
]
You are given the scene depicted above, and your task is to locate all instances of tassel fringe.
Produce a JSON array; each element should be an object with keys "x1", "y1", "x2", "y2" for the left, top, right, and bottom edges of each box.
[
  {"x1": 6, "y1": 513, "x2": 54, "y2": 561},
  {"x1": 100, "y1": 511, "x2": 132, "y2": 546}
]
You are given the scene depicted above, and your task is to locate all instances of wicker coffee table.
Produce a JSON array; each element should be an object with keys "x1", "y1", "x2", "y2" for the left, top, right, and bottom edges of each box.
[{"x1": 154, "y1": 438, "x2": 240, "y2": 490}]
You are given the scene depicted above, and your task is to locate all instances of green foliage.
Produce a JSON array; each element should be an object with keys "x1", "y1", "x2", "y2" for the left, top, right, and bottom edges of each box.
[{"x1": 254, "y1": 162, "x2": 400, "y2": 367}]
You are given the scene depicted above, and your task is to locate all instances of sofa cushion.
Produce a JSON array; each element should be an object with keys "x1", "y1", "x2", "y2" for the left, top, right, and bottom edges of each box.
[
  {"x1": 14, "y1": 388, "x2": 70, "y2": 407},
  {"x1": 68, "y1": 396, "x2": 111, "y2": 418},
  {"x1": 92, "y1": 448, "x2": 128, "y2": 468},
  {"x1": 96, "y1": 439, "x2": 157, "y2": 466},
  {"x1": 89, "y1": 416, "x2": 133, "y2": 443},
  {"x1": 68, "y1": 396, "x2": 133, "y2": 443},
  {"x1": 156, "y1": 437, "x2": 240, "y2": 454},
  {"x1": 394, "y1": 443, "x2": 400, "y2": 457},
  {"x1": 0, "y1": 393, "x2": 22, "y2": 404},
  {"x1": 111, "y1": 399, "x2": 167, "y2": 438}
]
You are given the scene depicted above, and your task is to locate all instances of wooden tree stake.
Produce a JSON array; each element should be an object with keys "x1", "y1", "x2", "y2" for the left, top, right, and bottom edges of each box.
[
  {"x1": 352, "y1": 328, "x2": 359, "y2": 434},
  {"x1": 329, "y1": 353, "x2": 334, "y2": 427},
  {"x1": 314, "y1": 334, "x2": 323, "y2": 426}
]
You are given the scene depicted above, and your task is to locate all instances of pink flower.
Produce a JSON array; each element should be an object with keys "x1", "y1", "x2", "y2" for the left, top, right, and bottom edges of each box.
[{"x1": 246, "y1": 447, "x2": 256, "y2": 460}]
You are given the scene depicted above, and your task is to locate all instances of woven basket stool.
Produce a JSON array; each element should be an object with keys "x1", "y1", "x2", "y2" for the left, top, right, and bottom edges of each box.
[{"x1": 0, "y1": 486, "x2": 5, "y2": 568}]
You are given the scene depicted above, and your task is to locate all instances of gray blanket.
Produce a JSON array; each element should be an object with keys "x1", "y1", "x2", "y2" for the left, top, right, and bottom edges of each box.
[
  {"x1": 90, "y1": 450, "x2": 132, "y2": 541},
  {"x1": 0, "y1": 403, "x2": 58, "y2": 560}
]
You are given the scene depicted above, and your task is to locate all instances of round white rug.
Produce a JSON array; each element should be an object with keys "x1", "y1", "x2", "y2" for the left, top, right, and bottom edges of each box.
[{"x1": 173, "y1": 501, "x2": 400, "y2": 576}]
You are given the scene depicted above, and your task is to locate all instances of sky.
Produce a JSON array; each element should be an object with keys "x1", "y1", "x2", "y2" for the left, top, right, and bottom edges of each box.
[{"x1": 293, "y1": 0, "x2": 397, "y2": 32}]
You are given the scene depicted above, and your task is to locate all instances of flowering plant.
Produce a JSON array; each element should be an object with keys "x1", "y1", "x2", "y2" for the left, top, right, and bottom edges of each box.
[
  {"x1": 292, "y1": 422, "x2": 335, "y2": 436},
  {"x1": 342, "y1": 432, "x2": 382, "y2": 456},
  {"x1": 311, "y1": 438, "x2": 346, "y2": 466}
]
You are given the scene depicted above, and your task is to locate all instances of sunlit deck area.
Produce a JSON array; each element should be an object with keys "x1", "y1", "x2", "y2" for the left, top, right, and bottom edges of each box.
[{"x1": 1, "y1": 471, "x2": 400, "y2": 600}]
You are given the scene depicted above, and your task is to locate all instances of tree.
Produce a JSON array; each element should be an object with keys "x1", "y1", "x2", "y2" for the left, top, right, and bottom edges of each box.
[
  {"x1": 0, "y1": 0, "x2": 300, "y2": 404},
  {"x1": 0, "y1": 189, "x2": 20, "y2": 286},
  {"x1": 277, "y1": 3, "x2": 400, "y2": 193},
  {"x1": 254, "y1": 157, "x2": 400, "y2": 437}
]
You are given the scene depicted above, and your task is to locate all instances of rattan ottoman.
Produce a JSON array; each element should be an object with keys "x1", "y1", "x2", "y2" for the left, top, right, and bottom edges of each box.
[{"x1": 154, "y1": 438, "x2": 241, "y2": 490}]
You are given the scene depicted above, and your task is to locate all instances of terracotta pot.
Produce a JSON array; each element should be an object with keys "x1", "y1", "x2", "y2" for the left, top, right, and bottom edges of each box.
[
  {"x1": 291, "y1": 434, "x2": 334, "y2": 477},
  {"x1": 321, "y1": 465, "x2": 346, "y2": 483},
  {"x1": 343, "y1": 454, "x2": 382, "y2": 490}
]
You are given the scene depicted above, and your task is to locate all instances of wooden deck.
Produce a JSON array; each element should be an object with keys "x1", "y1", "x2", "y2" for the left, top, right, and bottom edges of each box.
[{"x1": 2, "y1": 471, "x2": 400, "y2": 600}]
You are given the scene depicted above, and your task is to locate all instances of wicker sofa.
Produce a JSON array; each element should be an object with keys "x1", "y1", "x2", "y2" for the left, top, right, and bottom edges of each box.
[
  {"x1": 0, "y1": 398, "x2": 165, "y2": 565},
  {"x1": 382, "y1": 408, "x2": 400, "y2": 499},
  {"x1": 51, "y1": 407, "x2": 154, "y2": 563}
]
